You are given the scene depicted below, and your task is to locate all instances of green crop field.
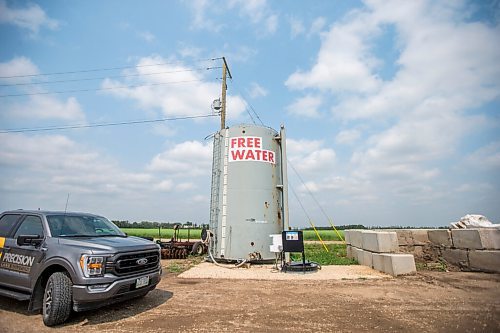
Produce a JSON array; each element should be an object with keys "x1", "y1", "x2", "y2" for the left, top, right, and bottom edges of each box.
[
  {"x1": 302, "y1": 229, "x2": 344, "y2": 241},
  {"x1": 122, "y1": 228, "x2": 352, "y2": 266},
  {"x1": 121, "y1": 228, "x2": 344, "y2": 241},
  {"x1": 291, "y1": 243, "x2": 356, "y2": 265}
]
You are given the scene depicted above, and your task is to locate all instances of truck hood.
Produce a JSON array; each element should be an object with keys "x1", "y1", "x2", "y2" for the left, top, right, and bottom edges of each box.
[{"x1": 56, "y1": 236, "x2": 159, "y2": 253}]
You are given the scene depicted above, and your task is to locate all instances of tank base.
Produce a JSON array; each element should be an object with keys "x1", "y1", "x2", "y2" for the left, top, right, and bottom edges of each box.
[
  {"x1": 206, "y1": 257, "x2": 276, "y2": 265},
  {"x1": 282, "y1": 261, "x2": 320, "y2": 273}
]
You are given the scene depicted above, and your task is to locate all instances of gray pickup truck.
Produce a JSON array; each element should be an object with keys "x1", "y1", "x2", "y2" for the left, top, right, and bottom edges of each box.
[{"x1": 0, "y1": 210, "x2": 162, "y2": 326}]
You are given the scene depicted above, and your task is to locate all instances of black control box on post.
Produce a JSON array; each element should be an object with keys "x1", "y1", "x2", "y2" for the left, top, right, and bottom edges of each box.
[{"x1": 281, "y1": 230, "x2": 304, "y2": 253}]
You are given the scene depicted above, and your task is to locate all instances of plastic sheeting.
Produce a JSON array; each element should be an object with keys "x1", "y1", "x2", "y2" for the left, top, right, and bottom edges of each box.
[{"x1": 450, "y1": 214, "x2": 500, "y2": 229}]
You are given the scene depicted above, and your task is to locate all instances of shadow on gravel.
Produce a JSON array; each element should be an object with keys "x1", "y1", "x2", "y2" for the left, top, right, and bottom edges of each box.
[
  {"x1": 64, "y1": 288, "x2": 173, "y2": 327},
  {"x1": 0, "y1": 298, "x2": 35, "y2": 316}
]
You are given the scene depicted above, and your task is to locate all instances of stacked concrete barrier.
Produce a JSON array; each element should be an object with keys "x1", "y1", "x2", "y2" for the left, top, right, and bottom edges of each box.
[
  {"x1": 428, "y1": 228, "x2": 500, "y2": 273},
  {"x1": 345, "y1": 230, "x2": 416, "y2": 276}
]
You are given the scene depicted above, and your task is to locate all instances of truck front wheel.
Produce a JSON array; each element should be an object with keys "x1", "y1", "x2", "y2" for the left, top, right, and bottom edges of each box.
[{"x1": 42, "y1": 272, "x2": 72, "y2": 326}]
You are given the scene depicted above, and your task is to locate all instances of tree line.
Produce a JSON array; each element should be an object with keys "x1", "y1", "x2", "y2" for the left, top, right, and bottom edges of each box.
[{"x1": 112, "y1": 220, "x2": 208, "y2": 229}]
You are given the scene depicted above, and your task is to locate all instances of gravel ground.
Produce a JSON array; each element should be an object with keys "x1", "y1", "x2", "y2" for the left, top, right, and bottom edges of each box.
[
  {"x1": 179, "y1": 262, "x2": 391, "y2": 280},
  {"x1": 0, "y1": 260, "x2": 499, "y2": 333}
]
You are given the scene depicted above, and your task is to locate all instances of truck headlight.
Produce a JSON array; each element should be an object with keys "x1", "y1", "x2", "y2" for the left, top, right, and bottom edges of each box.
[{"x1": 80, "y1": 255, "x2": 104, "y2": 277}]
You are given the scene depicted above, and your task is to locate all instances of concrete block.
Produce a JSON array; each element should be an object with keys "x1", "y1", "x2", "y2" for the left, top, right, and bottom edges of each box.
[
  {"x1": 394, "y1": 229, "x2": 430, "y2": 246},
  {"x1": 451, "y1": 229, "x2": 500, "y2": 250},
  {"x1": 442, "y1": 248, "x2": 469, "y2": 268},
  {"x1": 428, "y1": 229, "x2": 452, "y2": 247},
  {"x1": 344, "y1": 230, "x2": 351, "y2": 245},
  {"x1": 346, "y1": 245, "x2": 353, "y2": 259},
  {"x1": 469, "y1": 250, "x2": 500, "y2": 273},
  {"x1": 394, "y1": 230, "x2": 412, "y2": 246},
  {"x1": 349, "y1": 230, "x2": 364, "y2": 248},
  {"x1": 372, "y1": 253, "x2": 416, "y2": 276},
  {"x1": 411, "y1": 230, "x2": 430, "y2": 245},
  {"x1": 372, "y1": 253, "x2": 385, "y2": 272},
  {"x1": 358, "y1": 249, "x2": 373, "y2": 268},
  {"x1": 362, "y1": 231, "x2": 399, "y2": 253},
  {"x1": 351, "y1": 247, "x2": 363, "y2": 262}
]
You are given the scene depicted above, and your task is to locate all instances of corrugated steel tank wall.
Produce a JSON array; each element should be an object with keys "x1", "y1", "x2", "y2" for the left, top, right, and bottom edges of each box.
[{"x1": 209, "y1": 124, "x2": 283, "y2": 261}]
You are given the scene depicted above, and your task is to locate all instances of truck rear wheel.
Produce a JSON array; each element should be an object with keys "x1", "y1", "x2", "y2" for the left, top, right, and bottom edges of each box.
[{"x1": 42, "y1": 272, "x2": 72, "y2": 326}]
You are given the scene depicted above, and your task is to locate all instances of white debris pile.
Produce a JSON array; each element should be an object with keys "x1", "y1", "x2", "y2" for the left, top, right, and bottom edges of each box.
[{"x1": 450, "y1": 214, "x2": 500, "y2": 229}]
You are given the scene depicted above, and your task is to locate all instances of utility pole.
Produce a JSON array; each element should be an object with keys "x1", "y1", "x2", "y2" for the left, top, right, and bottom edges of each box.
[{"x1": 220, "y1": 57, "x2": 232, "y2": 130}]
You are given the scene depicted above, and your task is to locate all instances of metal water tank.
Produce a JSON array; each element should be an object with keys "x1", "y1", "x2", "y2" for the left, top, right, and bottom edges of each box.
[{"x1": 209, "y1": 124, "x2": 289, "y2": 262}]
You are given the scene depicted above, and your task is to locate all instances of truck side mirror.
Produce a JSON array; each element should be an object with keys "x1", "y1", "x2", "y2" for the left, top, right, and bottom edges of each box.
[{"x1": 17, "y1": 234, "x2": 43, "y2": 246}]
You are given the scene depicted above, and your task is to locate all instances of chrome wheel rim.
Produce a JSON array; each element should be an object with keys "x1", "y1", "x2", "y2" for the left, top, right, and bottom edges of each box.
[{"x1": 44, "y1": 281, "x2": 53, "y2": 314}]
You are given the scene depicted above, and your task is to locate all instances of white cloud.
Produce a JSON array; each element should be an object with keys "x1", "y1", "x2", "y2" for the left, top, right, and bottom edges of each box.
[
  {"x1": 309, "y1": 17, "x2": 326, "y2": 36},
  {"x1": 0, "y1": 56, "x2": 39, "y2": 84},
  {"x1": 0, "y1": 57, "x2": 86, "y2": 123},
  {"x1": 148, "y1": 140, "x2": 212, "y2": 177},
  {"x1": 101, "y1": 55, "x2": 245, "y2": 120},
  {"x1": 7, "y1": 95, "x2": 85, "y2": 121},
  {"x1": 185, "y1": 0, "x2": 278, "y2": 35},
  {"x1": 284, "y1": 0, "x2": 500, "y2": 205},
  {"x1": 185, "y1": 0, "x2": 224, "y2": 32},
  {"x1": 285, "y1": 9, "x2": 382, "y2": 93},
  {"x1": 0, "y1": 133, "x2": 151, "y2": 194},
  {"x1": 465, "y1": 141, "x2": 500, "y2": 170},
  {"x1": 286, "y1": 95, "x2": 322, "y2": 118},
  {"x1": 335, "y1": 129, "x2": 361, "y2": 145},
  {"x1": 176, "y1": 182, "x2": 197, "y2": 191},
  {"x1": 137, "y1": 30, "x2": 156, "y2": 43},
  {"x1": 154, "y1": 179, "x2": 174, "y2": 191},
  {"x1": 289, "y1": 16, "x2": 305, "y2": 38},
  {"x1": 230, "y1": 0, "x2": 278, "y2": 34},
  {"x1": 0, "y1": 0, "x2": 59, "y2": 34},
  {"x1": 248, "y1": 82, "x2": 268, "y2": 98},
  {"x1": 287, "y1": 138, "x2": 336, "y2": 174},
  {"x1": 0, "y1": 132, "x2": 213, "y2": 221}
]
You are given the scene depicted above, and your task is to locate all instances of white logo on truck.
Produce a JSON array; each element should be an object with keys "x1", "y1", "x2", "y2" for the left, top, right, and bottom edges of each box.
[{"x1": 0, "y1": 252, "x2": 35, "y2": 273}]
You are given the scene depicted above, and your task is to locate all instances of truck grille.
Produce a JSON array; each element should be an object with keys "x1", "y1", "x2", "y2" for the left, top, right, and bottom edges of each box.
[{"x1": 106, "y1": 250, "x2": 160, "y2": 276}]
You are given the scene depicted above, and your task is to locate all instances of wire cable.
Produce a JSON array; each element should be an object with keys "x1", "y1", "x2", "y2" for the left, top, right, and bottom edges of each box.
[
  {"x1": 0, "y1": 66, "x2": 222, "y2": 87},
  {"x1": 0, "y1": 57, "x2": 222, "y2": 79},
  {"x1": 228, "y1": 77, "x2": 265, "y2": 126},
  {"x1": 0, "y1": 78, "x2": 211, "y2": 98},
  {"x1": 0, "y1": 114, "x2": 218, "y2": 133}
]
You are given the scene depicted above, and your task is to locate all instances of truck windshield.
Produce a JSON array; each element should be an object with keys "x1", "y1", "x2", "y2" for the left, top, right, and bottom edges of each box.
[{"x1": 47, "y1": 215, "x2": 126, "y2": 237}]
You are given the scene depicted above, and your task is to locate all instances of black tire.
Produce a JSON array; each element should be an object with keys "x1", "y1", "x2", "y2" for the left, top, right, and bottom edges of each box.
[
  {"x1": 191, "y1": 242, "x2": 205, "y2": 255},
  {"x1": 42, "y1": 272, "x2": 72, "y2": 326}
]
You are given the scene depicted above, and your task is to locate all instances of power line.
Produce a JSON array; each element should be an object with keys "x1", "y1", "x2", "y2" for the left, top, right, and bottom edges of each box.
[
  {"x1": 0, "y1": 57, "x2": 222, "y2": 79},
  {"x1": 288, "y1": 161, "x2": 332, "y2": 224},
  {"x1": 0, "y1": 114, "x2": 218, "y2": 133},
  {"x1": 228, "y1": 77, "x2": 265, "y2": 126},
  {"x1": 0, "y1": 78, "x2": 211, "y2": 98},
  {"x1": 0, "y1": 66, "x2": 221, "y2": 87}
]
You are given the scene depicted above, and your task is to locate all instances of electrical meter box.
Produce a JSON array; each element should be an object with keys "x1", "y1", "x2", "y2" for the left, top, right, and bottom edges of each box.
[{"x1": 281, "y1": 230, "x2": 304, "y2": 253}]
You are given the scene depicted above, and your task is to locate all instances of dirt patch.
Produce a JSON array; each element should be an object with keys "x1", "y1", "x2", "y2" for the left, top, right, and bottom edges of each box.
[{"x1": 0, "y1": 261, "x2": 499, "y2": 333}]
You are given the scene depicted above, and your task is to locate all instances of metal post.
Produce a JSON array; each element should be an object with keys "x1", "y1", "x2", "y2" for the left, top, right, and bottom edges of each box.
[
  {"x1": 280, "y1": 125, "x2": 290, "y2": 232},
  {"x1": 280, "y1": 125, "x2": 291, "y2": 263}
]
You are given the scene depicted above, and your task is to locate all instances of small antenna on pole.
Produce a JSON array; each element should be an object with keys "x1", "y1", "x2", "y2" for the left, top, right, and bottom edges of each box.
[{"x1": 64, "y1": 193, "x2": 70, "y2": 213}]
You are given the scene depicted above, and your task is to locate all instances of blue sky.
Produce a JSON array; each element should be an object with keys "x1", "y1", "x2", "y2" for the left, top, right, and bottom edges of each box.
[{"x1": 0, "y1": 0, "x2": 499, "y2": 227}]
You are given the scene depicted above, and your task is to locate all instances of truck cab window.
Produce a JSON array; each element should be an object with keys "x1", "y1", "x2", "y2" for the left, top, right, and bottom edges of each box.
[
  {"x1": 0, "y1": 214, "x2": 21, "y2": 237},
  {"x1": 14, "y1": 216, "x2": 44, "y2": 238}
]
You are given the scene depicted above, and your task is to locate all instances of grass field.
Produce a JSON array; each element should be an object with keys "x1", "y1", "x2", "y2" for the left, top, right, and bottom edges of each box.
[
  {"x1": 121, "y1": 228, "x2": 352, "y2": 266},
  {"x1": 291, "y1": 243, "x2": 356, "y2": 265},
  {"x1": 121, "y1": 228, "x2": 344, "y2": 241}
]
